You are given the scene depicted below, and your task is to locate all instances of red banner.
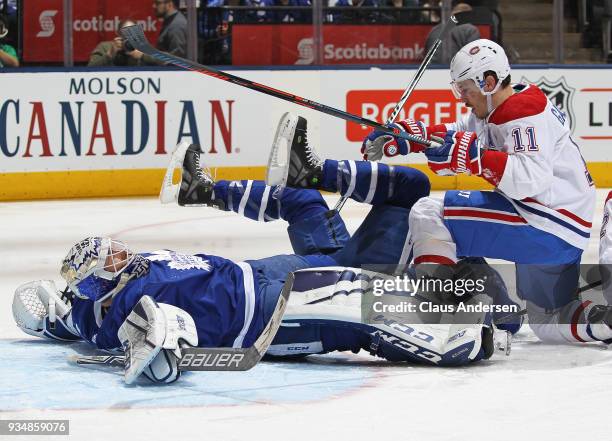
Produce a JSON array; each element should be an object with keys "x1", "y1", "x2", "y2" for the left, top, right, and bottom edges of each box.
[
  {"x1": 232, "y1": 24, "x2": 491, "y2": 65},
  {"x1": 23, "y1": 0, "x2": 161, "y2": 63},
  {"x1": 345, "y1": 89, "x2": 470, "y2": 141}
]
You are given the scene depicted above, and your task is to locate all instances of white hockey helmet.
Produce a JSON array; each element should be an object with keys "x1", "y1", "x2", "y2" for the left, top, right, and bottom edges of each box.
[
  {"x1": 60, "y1": 237, "x2": 134, "y2": 302},
  {"x1": 450, "y1": 39, "x2": 510, "y2": 98}
]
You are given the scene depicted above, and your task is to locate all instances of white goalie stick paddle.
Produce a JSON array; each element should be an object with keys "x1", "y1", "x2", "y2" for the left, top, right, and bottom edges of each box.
[
  {"x1": 69, "y1": 273, "x2": 294, "y2": 372},
  {"x1": 332, "y1": 15, "x2": 458, "y2": 213}
]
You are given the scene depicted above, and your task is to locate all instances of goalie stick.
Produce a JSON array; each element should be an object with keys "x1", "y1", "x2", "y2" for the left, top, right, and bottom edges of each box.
[
  {"x1": 69, "y1": 273, "x2": 293, "y2": 372},
  {"x1": 119, "y1": 24, "x2": 438, "y2": 147},
  {"x1": 333, "y1": 15, "x2": 458, "y2": 213}
]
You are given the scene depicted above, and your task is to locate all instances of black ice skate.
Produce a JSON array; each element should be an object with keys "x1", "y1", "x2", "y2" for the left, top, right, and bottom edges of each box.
[
  {"x1": 266, "y1": 112, "x2": 324, "y2": 189},
  {"x1": 160, "y1": 142, "x2": 225, "y2": 209}
]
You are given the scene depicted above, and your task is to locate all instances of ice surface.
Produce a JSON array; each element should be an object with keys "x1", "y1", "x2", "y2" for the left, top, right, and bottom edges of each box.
[{"x1": 0, "y1": 191, "x2": 610, "y2": 441}]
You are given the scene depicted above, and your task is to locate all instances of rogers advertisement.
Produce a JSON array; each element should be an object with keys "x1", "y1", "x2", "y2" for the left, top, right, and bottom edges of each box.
[
  {"x1": 22, "y1": 0, "x2": 161, "y2": 63},
  {"x1": 232, "y1": 24, "x2": 490, "y2": 65},
  {"x1": 345, "y1": 89, "x2": 469, "y2": 141}
]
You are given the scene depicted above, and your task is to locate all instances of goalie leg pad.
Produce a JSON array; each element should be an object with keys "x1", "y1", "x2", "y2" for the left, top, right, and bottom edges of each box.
[
  {"x1": 118, "y1": 296, "x2": 198, "y2": 384},
  {"x1": 276, "y1": 268, "x2": 500, "y2": 366}
]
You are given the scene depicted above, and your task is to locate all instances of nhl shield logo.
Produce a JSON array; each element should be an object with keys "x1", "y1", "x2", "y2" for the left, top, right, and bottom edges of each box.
[{"x1": 521, "y1": 76, "x2": 576, "y2": 132}]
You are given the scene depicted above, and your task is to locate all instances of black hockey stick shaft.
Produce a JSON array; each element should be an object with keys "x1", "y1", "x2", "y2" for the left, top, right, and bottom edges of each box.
[
  {"x1": 333, "y1": 15, "x2": 457, "y2": 212},
  {"x1": 493, "y1": 278, "x2": 604, "y2": 326},
  {"x1": 120, "y1": 25, "x2": 433, "y2": 146},
  {"x1": 577, "y1": 278, "x2": 603, "y2": 294}
]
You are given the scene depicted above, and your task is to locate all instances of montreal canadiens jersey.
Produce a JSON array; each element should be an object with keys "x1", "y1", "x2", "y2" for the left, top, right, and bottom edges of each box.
[
  {"x1": 69, "y1": 250, "x2": 261, "y2": 351},
  {"x1": 448, "y1": 84, "x2": 596, "y2": 250}
]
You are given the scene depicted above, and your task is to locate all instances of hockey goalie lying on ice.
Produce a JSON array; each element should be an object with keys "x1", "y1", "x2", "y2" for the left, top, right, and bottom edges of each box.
[{"x1": 11, "y1": 127, "x2": 520, "y2": 385}]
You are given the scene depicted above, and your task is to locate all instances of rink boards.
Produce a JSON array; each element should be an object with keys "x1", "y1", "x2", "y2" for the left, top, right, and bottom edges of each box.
[{"x1": 0, "y1": 66, "x2": 611, "y2": 200}]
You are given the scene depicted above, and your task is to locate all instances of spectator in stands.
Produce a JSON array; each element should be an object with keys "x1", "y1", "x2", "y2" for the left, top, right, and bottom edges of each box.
[
  {"x1": 379, "y1": 0, "x2": 421, "y2": 24},
  {"x1": 273, "y1": 0, "x2": 311, "y2": 23},
  {"x1": 0, "y1": 14, "x2": 18, "y2": 67},
  {"x1": 88, "y1": 20, "x2": 145, "y2": 67},
  {"x1": 425, "y1": 2, "x2": 479, "y2": 64},
  {"x1": 147, "y1": 0, "x2": 188, "y2": 63},
  {"x1": 420, "y1": 0, "x2": 440, "y2": 24},
  {"x1": 199, "y1": 0, "x2": 231, "y2": 64},
  {"x1": 329, "y1": 0, "x2": 380, "y2": 24},
  {"x1": 237, "y1": 0, "x2": 268, "y2": 23}
]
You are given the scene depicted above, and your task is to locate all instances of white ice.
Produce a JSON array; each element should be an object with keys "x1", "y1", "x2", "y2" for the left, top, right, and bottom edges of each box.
[{"x1": 1, "y1": 190, "x2": 611, "y2": 441}]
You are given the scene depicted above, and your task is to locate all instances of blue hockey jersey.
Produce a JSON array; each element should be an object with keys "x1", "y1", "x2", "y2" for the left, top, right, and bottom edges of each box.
[{"x1": 70, "y1": 250, "x2": 262, "y2": 351}]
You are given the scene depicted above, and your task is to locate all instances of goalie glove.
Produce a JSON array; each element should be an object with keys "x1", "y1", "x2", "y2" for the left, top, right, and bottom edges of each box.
[
  {"x1": 361, "y1": 119, "x2": 429, "y2": 161},
  {"x1": 12, "y1": 280, "x2": 80, "y2": 341},
  {"x1": 117, "y1": 295, "x2": 198, "y2": 384}
]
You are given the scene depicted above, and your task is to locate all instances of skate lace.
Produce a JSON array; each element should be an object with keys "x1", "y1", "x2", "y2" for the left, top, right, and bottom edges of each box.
[
  {"x1": 194, "y1": 153, "x2": 214, "y2": 183},
  {"x1": 304, "y1": 133, "x2": 323, "y2": 168}
]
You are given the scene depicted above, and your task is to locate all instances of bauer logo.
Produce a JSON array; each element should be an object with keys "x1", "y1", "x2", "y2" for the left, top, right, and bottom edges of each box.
[
  {"x1": 37, "y1": 10, "x2": 58, "y2": 38},
  {"x1": 345, "y1": 90, "x2": 469, "y2": 142}
]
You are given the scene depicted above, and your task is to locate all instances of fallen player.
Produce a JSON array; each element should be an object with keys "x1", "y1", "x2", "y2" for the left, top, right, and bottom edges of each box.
[{"x1": 12, "y1": 116, "x2": 517, "y2": 384}]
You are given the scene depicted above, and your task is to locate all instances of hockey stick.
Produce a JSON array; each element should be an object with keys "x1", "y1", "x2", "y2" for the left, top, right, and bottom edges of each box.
[
  {"x1": 120, "y1": 25, "x2": 434, "y2": 146},
  {"x1": 490, "y1": 279, "x2": 605, "y2": 327},
  {"x1": 70, "y1": 273, "x2": 293, "y2": 372},
  {"x1": 178, "y1": 274, "x2": 292, "y2": 371},
  {"x1": 332, "y1": 15, "x2": 458, "y2": 213},
  {"x1": 68, "y1": 354, "x2": 125, "y2": 368}
]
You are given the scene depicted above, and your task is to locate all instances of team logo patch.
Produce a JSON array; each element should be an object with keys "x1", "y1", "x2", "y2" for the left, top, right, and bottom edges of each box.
[
  {"x1": 521, "y1": 76, "x2": 576, "y2": 133},
  {"x1": 385, "y1": 143, "x2": 398, "y2": 156},
  {"x1": 148, "y1": 250, "x2": 212, "y2": 272},
  {"x1": 469, "y1": 46, "x2": 480, "y2": 55}
]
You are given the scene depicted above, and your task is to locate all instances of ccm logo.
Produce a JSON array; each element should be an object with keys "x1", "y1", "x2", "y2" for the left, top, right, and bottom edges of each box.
[
  {"x1": 345, "y1": 89, "x2": 468, "y2": 142},
  {"x1": 179, "y1": 352, "x2": 245, "y2": 368}
]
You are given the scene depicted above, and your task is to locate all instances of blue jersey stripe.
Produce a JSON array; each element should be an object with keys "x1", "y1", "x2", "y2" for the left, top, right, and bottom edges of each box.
[{"x1": 513, "y1": 200, "x2": 590, "y2": 239}]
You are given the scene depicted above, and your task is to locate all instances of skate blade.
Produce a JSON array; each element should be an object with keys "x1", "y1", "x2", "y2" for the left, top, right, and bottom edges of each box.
[
  {"x1": 160, "y1": 141, "x2": 191, "y2": 204},
  {"x1": 266, "y1": 112, "x2": 298, "y2": 187},
  {"x1": 493, "y1": 328, "x2": 512, "y2": 356}
]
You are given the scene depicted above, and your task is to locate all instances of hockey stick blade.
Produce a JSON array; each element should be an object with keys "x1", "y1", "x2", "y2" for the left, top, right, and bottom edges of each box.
[
  {"x1": 119, "y1": 25, "x2": 435, "y2": 147},
  {"x1": 68, "y1": 354, "x2": 126, "y2": 368},
  {"x1": 178, "y1": 272, "x2": 293, "y2": 371}
]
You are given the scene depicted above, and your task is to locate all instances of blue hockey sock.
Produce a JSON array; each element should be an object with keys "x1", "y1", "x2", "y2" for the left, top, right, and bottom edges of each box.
[
  {"x1": 322, "y1": 160, "x2": 430, "y2": 208},
  {"x1": 213, "y1": 180, "x2": 328, "y2": 224}
]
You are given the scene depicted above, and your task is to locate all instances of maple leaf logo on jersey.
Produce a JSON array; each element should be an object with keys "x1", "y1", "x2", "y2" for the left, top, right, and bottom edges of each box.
[
  {"x1": 147, "y1": 250, "x2": 212, "y2": 272},
  {"x1": 520, "y1": 75, "x2": 576, "y2": 133}
]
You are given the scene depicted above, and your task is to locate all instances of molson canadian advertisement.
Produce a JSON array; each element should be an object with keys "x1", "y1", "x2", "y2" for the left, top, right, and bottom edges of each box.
[{"x1": 0, "y1": 67, "x2": 610, "y2": 199}]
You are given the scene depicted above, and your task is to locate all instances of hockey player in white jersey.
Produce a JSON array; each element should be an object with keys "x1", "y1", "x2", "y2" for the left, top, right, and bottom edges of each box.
[
  {"x1": 260, "y1": 39, "x2": 605, "y2": 345},
  {"x1": 357, "y1": 39, "x2": 601, "y2": 344}
]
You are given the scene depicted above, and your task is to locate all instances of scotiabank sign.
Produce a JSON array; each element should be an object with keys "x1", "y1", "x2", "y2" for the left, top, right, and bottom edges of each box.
[
  {"x1": 232, "y1": 25, "x2": 490, "y2": 65},
  {"x1": 345, "y1": 89, "x2": 470, "y2": 141},
  {"x1": 23, "y1": 0, "x2": 161, "y2": 62}
]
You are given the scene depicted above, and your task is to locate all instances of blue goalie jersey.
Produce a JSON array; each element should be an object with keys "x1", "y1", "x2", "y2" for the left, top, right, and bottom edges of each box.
[{"x1": 69, "y1": 250, "x2": 262, "y2": 351}]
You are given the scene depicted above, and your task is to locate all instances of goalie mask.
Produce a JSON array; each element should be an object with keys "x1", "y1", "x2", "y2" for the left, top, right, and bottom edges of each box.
[{"x1": 60, "y1": 237, "x2": 135, "y2": 302}]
